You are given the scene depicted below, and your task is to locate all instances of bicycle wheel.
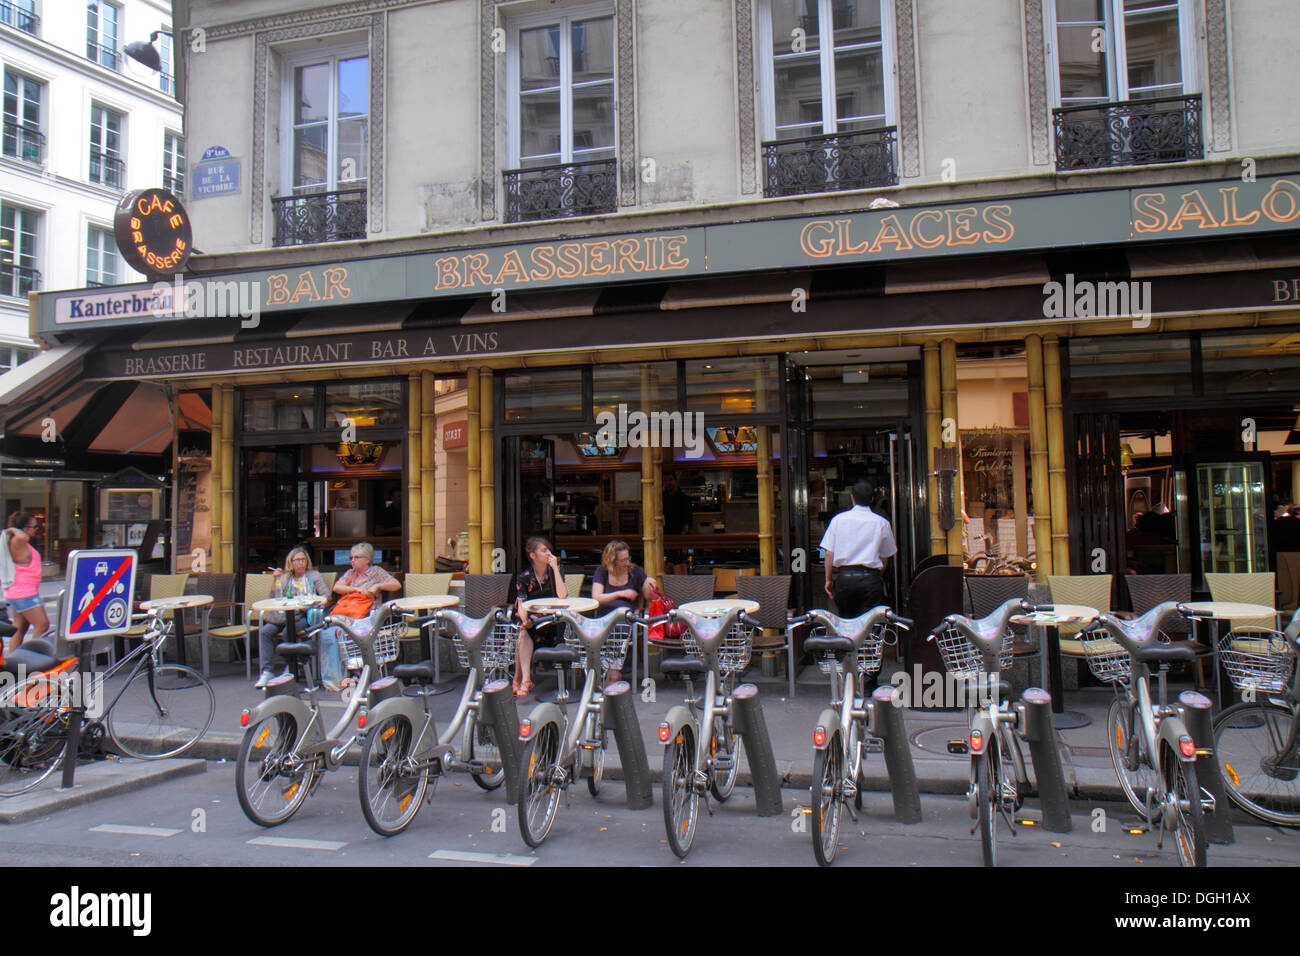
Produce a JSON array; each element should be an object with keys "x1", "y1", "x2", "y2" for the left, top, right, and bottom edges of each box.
[
  {"x1": 464, "y1": 711, "x2": 505, "y2": 791},
  {"x1": 975, "y1": 749, "x2": 997, "y2": 868},
  {"x1": 584, "y1": 710, "x2": 605, "y2": 797},
  {"x1": 106, "y1": 664, "x2": 215, "y2": 759},
  {"x1": 708, "y1": 718, "x2": 741, "y2": 802},
  {"x1": 663, "y1": 724, "x2": 699, "y2": 858},
  {"x1": 359, "y1": 715, "x2": 428, "y2": 837},
  {"x1": 0, "y1": 678, "x2": 72, "y2": 797},
  {"x1": 1107, "y1": 695, "x2": 1160, "y2": 819},
  {"x1": 1213, "y1": 701, "x2": 1300, "y2": 826},
  {"x1": 518, "y1": 722, "x2": 562, "y2": 848},
  {"x1": 810, "y1": 734, "x2": 842, "y2": 867},
  {"x1": 1164, "y1": 748, "x2": 1207, "y2": 868},
  {"x1": 236, "y1": 712, "x2": 318, "y2": 827}
]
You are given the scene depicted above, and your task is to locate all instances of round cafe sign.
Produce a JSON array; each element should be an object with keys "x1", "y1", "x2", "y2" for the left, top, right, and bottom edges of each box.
[{"x1": 114, "y1": 188, "x2": 192, "y2": 277}]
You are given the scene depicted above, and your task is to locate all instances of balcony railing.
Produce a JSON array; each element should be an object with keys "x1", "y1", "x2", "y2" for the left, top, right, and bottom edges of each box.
[
  {"x1": 1053, "y1": 94, "x2": 1203, "y2": 170},
  {"x1": 503, "y1": 158, "x2": 617, "y2": 224},
  {"x1": 87, "y1": 41, "x2": 119, "y2": 71},
  {"x1": 2, "y1": 123, "x2": 44, "y2": 165},
  {"x1": 272, "y1": 188, "x2": 368, "y2": 246},
  {"x1": 762, "y1": 126, "x2": 898, "y2": 198},
  {"x1": 0, "y1": 1, "x2": 37, "y2": 34},
  {"x1": 89, "y1": 150, "x2": 125, "y2": 188},
  {"x1": 0, "y1": 263, "x2": 40, "y2": 298}
]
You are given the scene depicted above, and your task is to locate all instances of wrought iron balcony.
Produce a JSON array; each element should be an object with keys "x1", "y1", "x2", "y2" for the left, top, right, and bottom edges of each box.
[
  {"x1": 0, "y1": 1, "x2": 37, "y2": 34},
  {"x1": 2, "y1": 123, "x2": 44, "y2": 165},
  {"x1": 0, "y1": 263, "x2": 40, "y2": 298},
  {"x1": 762, "y1": 126, "x2": 898, "y2": 198},
  {"x1": 272, "y1": 188, "x2": 368, "y2": 246},
  {"x1": 89, "y1": 150, "x2": 125, "y2": 188},
  {"x1": 1053, "y1": 94, "x2": 1203, "y2": 170},
  {"x1": 503, "y1": 158, "x2": 617, "y2": 223}
]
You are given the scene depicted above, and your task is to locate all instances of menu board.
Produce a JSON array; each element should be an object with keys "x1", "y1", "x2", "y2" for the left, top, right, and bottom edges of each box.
[
  {"x1": 174, "y1": 459, "x2": 212, "y2": 572},
  {"x1": 101, "y1": 489, "x2": 160, "y2": 521}
]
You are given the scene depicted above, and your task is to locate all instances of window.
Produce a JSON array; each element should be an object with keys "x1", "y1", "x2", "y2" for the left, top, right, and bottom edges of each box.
[
  {"x1": 504, "y1": 7, "x2": 616, "y2": 222},
  {"x1": 757, "y1": 0, "x2": 897, "y2": 195},
  {"x1": 1, "y1": 347, "x2": 34, "y2": 370},
  {"x1": 2, "y1": 70, "x2": 42, "y2": 165},
  {"x1": 159, "y1": 32, "x2": 174, "y2": 95},
  {"x1": 86, "y1": 226, "x2": 117, "y2": 287},
  {"x1": 89, "y1": 104, "x2": 123, "y2": 188},
  {"x1": 0, "y1": 203, "x2": 39, "y2": 297},
  {"x1": 87, "y1": 1, "x2": 120, "y2": 70},
  {"x1": 0, "y1": 1, "x2": 38, "y2": 35},
  {"x1": 163, "y1": 132, "x2": 184, "y2": 194}
]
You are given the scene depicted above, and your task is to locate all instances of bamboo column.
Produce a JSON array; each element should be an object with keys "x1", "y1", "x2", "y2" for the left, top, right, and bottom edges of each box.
[
  {"x1": 466, "y1": 370, "x2": 482, "y2": 573},
  {"x1": 1026, "y1": 334, "x2": 1052, "y2": 579},
  {"x1": 1044, "y1": 334, "x2": 1070, "y2": 573},
  {"x1": 651, "y1": 448, "x2": 663, "y2": 578},
  {"x1": 640, "y1": 366, "x2": 659, "y2": 578},
  {"x1": 479, "y1": 369, "x2": 495, "y2": 572},
  {"x1": 170, "y1": 388, "x2": 182, "y2": 573},
  {"x1": 420, "y1": 371, "x2": 437, "y2": 573},
  {"x1": 923, "y1": 343, "x2": 943, "y2": 558},
  {"x1": 755, "y1": 359, "x2": 775, "y2": 575},
  {"x1": 209, "y1": 385, "x2": 223, "y2": 574},
  {"x1": 219, "y1": 384, "x2": 235, "y2": 576},
  {"x1": 940, "y1": 339, "x2": 962, "y2": 560},
  {"x1": 406, "y1": 372, "x2": 423, "y2": 573}
]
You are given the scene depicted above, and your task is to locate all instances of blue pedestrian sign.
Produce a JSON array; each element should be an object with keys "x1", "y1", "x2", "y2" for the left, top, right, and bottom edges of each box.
[{"x1": 62, "y1": 549, "x2": 138, "y2": 641}]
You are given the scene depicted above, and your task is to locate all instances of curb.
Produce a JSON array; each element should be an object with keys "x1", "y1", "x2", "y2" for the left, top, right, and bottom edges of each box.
[{"x1": 0, "y1": 758, "x2": 207, "y2": 824}]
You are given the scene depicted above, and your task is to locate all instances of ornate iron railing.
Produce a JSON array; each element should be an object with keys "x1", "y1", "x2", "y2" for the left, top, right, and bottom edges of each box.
[
  {"x1": 89, "y1": 150, "x2": 125, "y2": 188},
  {"x1": 762, "y1": 126, "x2": 898, "y2": 197},
  {"x1": 87, "y1": 41, "x2": 119, "y2": 70},
  {"x1": 503, "y1": 158, "x2": 617, "y2": 223},
  {"x1": 272, "y1": 188, "x2": 368, "y2": 246},
  {"x1": 0, "y1": 1, "x2": 37, "y2": 34},
  {"x1": 1053, "y1": 94, "x2": 1203, "y2": 170},
  {"x1": 2, "y1": 123, "x2": 44, "y2": 165},
  {"x1": 0, "y1": 263, "x2": 40, "y2": 298}
]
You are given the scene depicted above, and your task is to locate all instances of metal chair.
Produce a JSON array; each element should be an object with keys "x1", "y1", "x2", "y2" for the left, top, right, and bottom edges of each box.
[
  {"x1": 1124, "y1": 573, "x2": 1205, "y2": 685},
  {"x1": 736, "y1": 574, "x2": 794, "y2": 697},
  {"x1": 645, "y1": 574, "x2": 716, "y2": 678},
  {"x1": 190, "y1": 572, "x2": 237, "y2": 676},
  {"x1": 205, "y1": 573, "x2": 277, "y2": 678},
  {"x1": 463, "y1": 573, "x2": 512, "y2": 618}
]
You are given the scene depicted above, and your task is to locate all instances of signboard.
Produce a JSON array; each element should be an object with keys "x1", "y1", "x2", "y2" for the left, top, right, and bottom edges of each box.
[
  {"x1": 192, "y1": 146, "x2": 240, "y2": 199},
  {"x1": 442, "y1": 421, "x2": 468, "y2": 449},
  {"x1": 113, "y1": 188, "x2": 192, "y2": 276},
  {"x1": 61, "y1": 549, "x2": 138, "y2": 641}
]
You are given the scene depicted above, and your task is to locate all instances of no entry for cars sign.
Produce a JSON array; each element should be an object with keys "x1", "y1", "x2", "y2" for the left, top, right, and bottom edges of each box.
[{"x1": 62, "y1": 549, "x2": 138, "y2": 640}]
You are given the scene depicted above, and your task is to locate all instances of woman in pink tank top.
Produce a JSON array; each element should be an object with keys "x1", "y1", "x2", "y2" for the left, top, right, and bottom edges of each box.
[{"x1": 4, "y1": 512, "x2": 48, "y2": 651}]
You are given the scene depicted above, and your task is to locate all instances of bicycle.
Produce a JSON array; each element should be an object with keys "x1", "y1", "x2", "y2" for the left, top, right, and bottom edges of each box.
[
  {"x1": 356, "y1": 608, "x2": 515, "y2": 837},
  {"x1": 235, "y1": 608, "x2": 402, "y2": 827},
  {"x1": 517, "y1": 607, "x2": 638, "y2": 847},
  {"x1": 1084, "y1": 603, "x2": 1212, "y2": 867},
  {"x1": 798, "y1": 604, "x2": 912, "y2": 865},
  {"x1": 1211, "y1": 612, "x2": 1300, "y2": 826},
  {"x1": 0, "y1": 604, "x2": 216, "y2": 796}
]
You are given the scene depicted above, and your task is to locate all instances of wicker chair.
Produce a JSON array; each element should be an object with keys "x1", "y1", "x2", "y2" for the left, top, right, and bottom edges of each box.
[
  {"x1": 564, "y1": 573, "x2": 585, "y2": 598},
  {"x1": 205, "y1": 574, "x2": 277, "y2": 678},
  {"x1": 1206, "y1": 572, "x2": 1281, "y2": 706},
  {"x1": 1047, "y1": 575, "x2": 1114, "y2": 688},
  {"x1": 645, "y1": 575, "x2": 716, "y2": 678},
  {"x1": 736, "y1": 575, "x2": 794, "y2": 697},
  {"x1": 190, "y1": 573, "x2": 237, "y2": 676},
  {"x1": 1124, "y1": 573, "x2": 1205, "y2": 685},
  {"x1": 463, "y1": 573, "x2": 513, "y2": 618}
]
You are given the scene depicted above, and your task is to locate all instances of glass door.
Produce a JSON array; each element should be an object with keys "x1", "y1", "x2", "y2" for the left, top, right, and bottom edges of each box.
[
  {"x1": 1193, "y1": 456, "x2": 1270, "y2": 584},
  {"x1": 502, "y1": 436, "x2": 556, "y2": 571}
]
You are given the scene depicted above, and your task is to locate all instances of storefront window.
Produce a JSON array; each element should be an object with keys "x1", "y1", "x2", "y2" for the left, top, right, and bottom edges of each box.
[
  {"x1": 805, "y1": 361, "x2": 909, "y2": 420},
  {"x1": 243, "y1": 387, "x2": 314, "y2": 431},
  {"x1": 685, "y1": 357, "x2": 780, "y2": 416},
  {"x1": 593, "y1": 361, "x2": 677, "y2": 412},
  {"x1": 1068, "y1": 334, "x2": 1193, "y2": 402},
  {"x1": 325, "y1": 381, "x2": 403, "y2": 428},
  {"x1": 1201, "y1": 330, "x2": 1300, "y2": 394},
  {"x1": 503, "y1": 368, "x2": 583, "y2": 422}
]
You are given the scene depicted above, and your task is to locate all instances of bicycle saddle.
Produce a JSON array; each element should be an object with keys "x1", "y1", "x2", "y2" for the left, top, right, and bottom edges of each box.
[
  {"x1": 807, "y1": 606, "x2": 894, "y2": 645},
  {"x1": 275, "y1": 641, "x2": 316, "y2": 659},
  {"x1": 1094, "y1": 602, "x2": 1183, "y2": 652},
  {"x1": 433, "y1": 609, "x2": 497, "y2": 645},
  {"x1": 803, "y1": 636, "x2": 854, "y2": 656},
  {"x1": 661, "y1": 657, "x2": 706, "y2": 676},
  {"x1": 557, "y1": 607, "x2": 629, "y2": 643},
  {"x1": 941, "y1": 598, "x2": 1026, "y2": 647},
  {"x1": 393, "y1": 661, "x2": 436, "y2": 683}
]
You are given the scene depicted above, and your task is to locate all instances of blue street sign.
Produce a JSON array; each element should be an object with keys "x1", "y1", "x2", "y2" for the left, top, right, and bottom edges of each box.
[{"x1": 62, "y1": 549, "x2": 138, "y2": 640}]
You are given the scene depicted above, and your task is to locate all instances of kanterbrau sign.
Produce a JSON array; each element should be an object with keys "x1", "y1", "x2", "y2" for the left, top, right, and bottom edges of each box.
[{"x1": 114, "y1": 188, "x2": 192, "y2": 276}]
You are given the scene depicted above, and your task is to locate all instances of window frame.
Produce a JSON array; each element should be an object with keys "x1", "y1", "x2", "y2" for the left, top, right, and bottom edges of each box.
[
  {"x1": 278, "y1": 43, "x2": 370, "y2": 197},
  {"x1": 0, "y1": 201, "x2": 40, "y2": 299},
  {"x1": 88, "y1": 102, "x2": 124, "y2": 187},
  {"x1": 2, "y1": 68, "x2": 43, "y2": 164},
  {"x1": 755, "y1": 0, "x2": 898, "y2": 142},
  {"x1": 159, "y1": 32, "x2": 174, "y2": 95},
  {"x1": 86, "y1": 0, "x2": 121, "y2": 71},
  {"x1": 86, "y1": 224, "x2": 119, "y2": 287},
  {"x1": 163, "y1": 130, "x2": 184, "y2": 194}
]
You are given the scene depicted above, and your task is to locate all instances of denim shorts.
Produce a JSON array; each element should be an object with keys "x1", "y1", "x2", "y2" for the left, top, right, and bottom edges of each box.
[{"x1": 6, "y1": 594, "x2": 43, "y2": 613}]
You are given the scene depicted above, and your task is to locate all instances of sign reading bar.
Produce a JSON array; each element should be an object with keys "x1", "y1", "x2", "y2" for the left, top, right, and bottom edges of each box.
[{"x1": 113, "y1": 188, "x2": 192, "y2": 276}]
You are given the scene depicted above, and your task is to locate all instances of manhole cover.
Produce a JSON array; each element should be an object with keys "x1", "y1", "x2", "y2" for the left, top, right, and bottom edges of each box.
[{"x1": 910, "y1": 723, "x2": 970, "y2": 756}]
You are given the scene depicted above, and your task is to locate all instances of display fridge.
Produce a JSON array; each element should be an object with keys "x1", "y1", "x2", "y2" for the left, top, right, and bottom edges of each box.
[{"x1": 1189, "y1": 454, "x2": 1272, "y2": 589}]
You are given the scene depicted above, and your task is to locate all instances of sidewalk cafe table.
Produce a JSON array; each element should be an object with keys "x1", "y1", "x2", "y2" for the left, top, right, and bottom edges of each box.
[
  {"x1": 679, "y1": 599, "x2": 761, "y2": 617},
  {"x1": 251, "y1": 595, "x2": 327, "y2": 648},
  {"x1": 1010, "y1": 604, "x2": 1099, "y2": 729},
  {"x1": 142, "y1": 594, "x2": 213, "y2": 668},
  {"x1": 387, "y1": 594, "x2": 460, "y2": 693},
  {"x1": 1180, "y1": 601, "x2": 1277, "y2": 709}
]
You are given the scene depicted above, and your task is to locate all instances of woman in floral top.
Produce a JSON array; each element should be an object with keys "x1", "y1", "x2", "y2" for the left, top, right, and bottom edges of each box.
[
  {"x1": 509, "y1": 536, "x2": 568, "y2": 698},
  {"x1": 254, "y1": 547, "x2": 331, "y2": 688}
]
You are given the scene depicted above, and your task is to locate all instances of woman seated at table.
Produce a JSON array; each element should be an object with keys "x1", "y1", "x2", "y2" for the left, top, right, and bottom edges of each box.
[
  {"x1": 320, "y1": 542, "x2": 400, "y2": 693},
  {"x1": 591, "y1": 539, "x2": 658, "y2": 683},
  {"x1": 254, "y1": 547, "x2": 331, "y2": 689},
  {"x1": 510, "y1": 536, "x2": 567, "y2": 698}
]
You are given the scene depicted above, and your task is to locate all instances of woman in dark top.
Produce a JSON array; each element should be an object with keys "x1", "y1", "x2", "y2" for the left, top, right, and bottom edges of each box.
[
  {"x1": 591, "y1": 539, "x2": 658, "y2": 682},
  {"x1": 511, "y1": 536, "x2": 568, "y2": 697}
]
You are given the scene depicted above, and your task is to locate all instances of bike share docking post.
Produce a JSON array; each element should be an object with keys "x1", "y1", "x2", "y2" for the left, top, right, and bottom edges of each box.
[
  {"x1": 58, "y1": 640, "x2": 94, "y2": 789},
  {"x1": 1016, "y1": 687, "x2": 1072, "y2": 832},
  {"x1": 603, "y1": 681, "x2": 653, "y2": 810},
  {"x1": 482, "y1": 678, "x2": 523, "y2": 804},
  {"x1": 1178, "y1": 690, "x2": 1233, "y2": 845},
  {"x1": 870, "y1": 685, "x2": 922, "y2": 823},
  {"x1": 731, "y1": 684, "x2": 783, "y2": 816}
]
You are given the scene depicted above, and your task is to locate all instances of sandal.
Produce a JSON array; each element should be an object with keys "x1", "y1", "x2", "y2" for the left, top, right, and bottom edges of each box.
[
  {"x1": 515, "y1": 679, "x2": 534, "y2": 698},
  {"x1": 339, "y1": 677, "x2": 358, "y2": 691}
]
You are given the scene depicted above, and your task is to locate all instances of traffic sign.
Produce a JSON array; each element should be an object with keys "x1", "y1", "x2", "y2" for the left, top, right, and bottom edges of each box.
[{"x1": 62, "y1": 549, "x2": 138, "y2": 641}]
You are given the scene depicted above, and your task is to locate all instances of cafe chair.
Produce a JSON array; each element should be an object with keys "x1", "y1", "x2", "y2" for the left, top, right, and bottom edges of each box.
[
  {"x1": 646, "y1": 575, "x2": 716, "y2": 678},
  {"x1": 205, "y1": 573, "x2": 277, "y2": 679},
  {"x1": 712, "y1": 567, "x2": 756, "y2": 597},
  {"x1": 736, "y1": 575, "x2": 795, "y2": 697},
  {"x1": 463, "y1": 573, "x2": 512, "y2": 618},
  {"x1": 966, "y1": 574, "x2": 1037, "y2": 688},
  {"x1": 120, "y1": 573, "x2": 190, "y2": 654},
  {"x1": 563, "y1": 573, "x2": 584, "y2": 599},
  {"x1": 1277, "y1": 553, "x2": 1300, "y2": 613},
  {"x1": 1047, "y1": 574, "x2": 1114, "y2": 689},
  {"x1": 399, "y1": 572, "x2": 454, "y2": 661},
  {"x1": 1125, "y1": 573, "x2": 1206, "y2": 686},
  {"x1": 320, "y1": 571, "x2": 338, "y2": 592},
  {"x1": 191, "y1": 573, "x2": 238, "y2": 676}
]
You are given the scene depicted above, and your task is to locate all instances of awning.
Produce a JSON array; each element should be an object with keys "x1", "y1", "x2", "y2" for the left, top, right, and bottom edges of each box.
[{"x1": 0, "y1": 341, "x2": 95, "y2": 413}]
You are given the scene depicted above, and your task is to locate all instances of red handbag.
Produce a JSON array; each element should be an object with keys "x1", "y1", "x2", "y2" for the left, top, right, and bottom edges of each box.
[{"x1": 647, "y1": 585, "x2": 686, "y2": 642}]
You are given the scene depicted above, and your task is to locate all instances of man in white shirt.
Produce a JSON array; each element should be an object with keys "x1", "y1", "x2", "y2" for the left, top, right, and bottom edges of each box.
[{"x1": 820, "y1": 479, "x2": 897, "y2": 619}]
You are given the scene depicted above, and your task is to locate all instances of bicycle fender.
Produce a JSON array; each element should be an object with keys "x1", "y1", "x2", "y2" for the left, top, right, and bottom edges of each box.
[
  {"x1": 520, "y1": 702, "x2": 563, "y2": 741},
  {"x1": 970, "y1": 711, "x2": 997, "y2": 752},
  {"x1": 1158, "y1": 714, "x2": 1196, "y2": 763},
  {"x1": 364, "y1": 694, "x2": 426, "y2": 731},
  {"x1": 660, "y1": 705, "x2": 694, "y2": 743},
  {"x1": 242, "y1": 695, "x2": 313, "y2": 732},
  {"x1": 813, "y1": 708, "x2": 837, "y2": 750}
]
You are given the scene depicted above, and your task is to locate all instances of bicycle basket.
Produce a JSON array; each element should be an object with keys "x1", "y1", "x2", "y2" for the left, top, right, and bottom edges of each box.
[
  {"x1": 341, "y1": 621, "x2": 403, "y2": 671},
  {"x1": 1079, "y1": 629, "x2": 1132, "y2": 683},
  {"x1": 1218, "y1": 631, "x2": 1296, "y2": 694},
  {"x1": 448, "y1": 620, "x2": 518, "y2": 677},
  {"x1": 809, "y1": 623, "x2": 887, "y2": 676},
  {"x1": 933, "y1": 625, "x2": 1013, "y2": 681},
  {"x1": 564, "y1": 620, "x2": 633, "y2": 671},
  {"x1": 681, "y1": 620, "x2": 753, "y2": 677}
]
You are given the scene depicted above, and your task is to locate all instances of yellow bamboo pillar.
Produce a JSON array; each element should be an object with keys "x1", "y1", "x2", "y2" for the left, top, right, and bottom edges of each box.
[
  {"x1": 209, "y1": 385, "x2": 223, "y2": 574},
  {"x1": 640, "y1": 366, "x2": 659, "y2": 577},
  {"x1": 1044, "y1": 334, "x2": 1071, "y2": 573},
  {"x1": 420, "y1": 372, "x2": 437, "y2": 573},
  {"x1": 406, "y1": 372, "x2": 423, "y2": 572},
  {"x1": 1026, "y1": 334, "x2": 1053, "y2": 580},
  {"x1": 651, "y1": 448, "x2": 663, "y2": 579},
  {"x1": 923, "y1": 343, "x2": 943, "y2": 558},
  {"x1": 219, "y1": 384, "x2": 235, "y2": 576},
  {"x1": 466, "y1": 370, "x2": 482, "y2": 573},
  {"x1": 940, "y1": 339, "x2": 961, "y2": 560},
  {"x1": 170, "y1": 389, "x2": 182, "y2": 572},
  {"x1": 755, "y1": 359, "x2": 775, "y2": 575},
  {"x1": 479, "y1": 368, "x2": 495, "y2": 572}
]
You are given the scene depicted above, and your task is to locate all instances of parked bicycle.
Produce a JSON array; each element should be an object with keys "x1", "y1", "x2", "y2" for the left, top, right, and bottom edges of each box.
[
  {"x1": 0, "y1": 603, "x2": 215, "y2": 796},
  {"x1": 356, "y1": 608, "x2": 514, "y2": 836},
  {"x1": 1083, "y1": 603, "x2": 1211, "y2": 866},
  {"x1": 235, "y1": 609, "x2": 402, "y2": 827},
  {"x1": 798, "y1": 605, "x2": 911, "y2": 865}
]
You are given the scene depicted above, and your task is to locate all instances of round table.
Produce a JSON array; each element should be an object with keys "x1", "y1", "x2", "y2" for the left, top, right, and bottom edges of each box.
[
  {"x1": 252, "y1": 596, "x2": 326, "y2": 647},
  {"x1": 385, "y1": 594, "x2": 462, "y2": 694},
  {"x1": 521, "y1": 597, "x2": 599, "y2": 615},
  {"x1": 680, "y1": 598, "x2": 760, "y2": 616},
  {"x1": 1009, "y1": 603, "x2": 1100, "y2": 730},
  {"x1": 1182, "y1": 602, "x2": 1277, "y2": 708},
  {"x1": 142, "y1": 595, "x2": 213, "y2": 668}
]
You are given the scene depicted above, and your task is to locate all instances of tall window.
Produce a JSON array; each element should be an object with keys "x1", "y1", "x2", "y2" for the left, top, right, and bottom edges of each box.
[
  {"x1": 2, "y1": 70, "x2": 42, "y2": 165},
  {"x1": 0, "y1": 0, "x2": 37, "y2": 35},
  {"x1": 1051, "y1": 0, "x2": 1194, "y2": 106},
  {"x1": 283, "y1": 51, "x2": 368, "y2": 197},
  {"x1": 159, "y1": 32, "x2": 174, "y2": 95},
  {"x1": 0, "y1": 203, "x2": 39, "y2": 297},
  {"x1": 89, "y1": 104, "x2": 123, "y2": 187},
  {"x1": 87, "y1": 1, "x2": 120, "y2": 70},
  {"x1": 164, "y1": 131, "x2": 184, "y2": 194},
  {"x1": 2, "y1": 347, "x2": 34, "y2": 370},
  {"x1": 86, "y1": 226, "x2": 118, "y2": 286}
]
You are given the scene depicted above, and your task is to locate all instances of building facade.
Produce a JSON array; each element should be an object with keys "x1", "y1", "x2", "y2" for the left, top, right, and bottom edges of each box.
[{"x1": 11, "y1": 0, "x2": 1300, "y2": 612}]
